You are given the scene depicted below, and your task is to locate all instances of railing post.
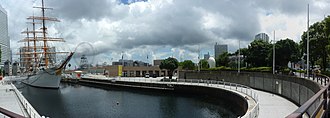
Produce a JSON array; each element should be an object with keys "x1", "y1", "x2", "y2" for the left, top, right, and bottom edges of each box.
[
  {"x1": 325, "y1": 87, "x2": 329, "y2": 118},
  {"x1": 223, "y1": 82, "x2": 225, "y2": 88}
]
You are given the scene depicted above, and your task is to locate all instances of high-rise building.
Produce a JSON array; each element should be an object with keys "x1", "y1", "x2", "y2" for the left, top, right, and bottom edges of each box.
[
  {"x1": 0, "y1": 5, "x2": 11, "y2": 65},
  {"x1": 214, "y1": 43, "x2": 228, "y2": 59},
  {"x1": 204, "y1": 52, "x2": 210, "y2": 60},
  {"x1": 255, "y1": 33, "x2": 269, "y2": 42}
]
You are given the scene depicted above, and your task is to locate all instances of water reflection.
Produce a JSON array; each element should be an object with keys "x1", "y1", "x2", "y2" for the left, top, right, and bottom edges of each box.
[{"x1": 15, "y1": 82, "x2": 237, "y2": 118}]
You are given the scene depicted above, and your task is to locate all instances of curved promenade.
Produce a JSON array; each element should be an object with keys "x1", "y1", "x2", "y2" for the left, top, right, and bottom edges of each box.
[
  {"x1": 77, "y1": 77, "x2": 299, "y2": 117},
  {"x1": 180, "y1": 71, "x2": 329, "y2": 117},
  {"x1": 118, "y1": 77, "x2": 298, "y2": 117},
  {"x1": 256, "y1": 90, "x2": 297, "y2": 117}
]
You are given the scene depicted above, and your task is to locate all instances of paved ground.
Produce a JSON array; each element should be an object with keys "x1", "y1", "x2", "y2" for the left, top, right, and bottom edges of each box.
[
  {"x1": 256, "y1": 90, "x2": 298, "y2": 118},
  {"x1": 0, "y1": 83, "x2": 28, "y2": 117}
]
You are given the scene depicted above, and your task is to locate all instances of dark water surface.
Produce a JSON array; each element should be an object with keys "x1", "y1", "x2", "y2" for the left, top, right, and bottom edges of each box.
[{"x1": 16, "y1": 82, "x2": 237, "y2": 118}]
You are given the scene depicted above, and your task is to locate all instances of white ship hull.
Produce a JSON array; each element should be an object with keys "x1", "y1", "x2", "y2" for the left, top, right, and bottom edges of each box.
[{"x1": 22, "y1": 68, "x2": 61, "y2": 89}]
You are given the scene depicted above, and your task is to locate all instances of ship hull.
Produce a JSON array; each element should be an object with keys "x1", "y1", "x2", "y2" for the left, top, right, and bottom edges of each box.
[{"x1": 22, "y1": 68, "x2": 61, "y2": 89}]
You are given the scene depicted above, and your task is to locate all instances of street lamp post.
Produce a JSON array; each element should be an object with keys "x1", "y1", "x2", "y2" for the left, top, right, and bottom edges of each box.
[
  {"x1": 238, "y1": 40, "x2": 240, "y2": 73},
  {"x1": 307, "y1": 4, "x2": 310, "y2": 78},
  {"x1": 198, "y1": 45, "x2": 201, "y2": 72},
  {"x1": 273, "y1": 30, "x2": 276, "y2": 75}
]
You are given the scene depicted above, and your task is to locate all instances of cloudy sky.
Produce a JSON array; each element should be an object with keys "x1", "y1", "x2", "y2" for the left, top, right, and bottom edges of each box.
[{"x1": 1, "y1": 0, "x2": 329, "y2": 66}]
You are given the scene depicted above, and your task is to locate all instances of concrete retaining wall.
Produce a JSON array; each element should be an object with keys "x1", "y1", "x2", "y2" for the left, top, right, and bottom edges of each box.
[{"x1": 179, "y1": 70, "x2": 321, "y2": 106}]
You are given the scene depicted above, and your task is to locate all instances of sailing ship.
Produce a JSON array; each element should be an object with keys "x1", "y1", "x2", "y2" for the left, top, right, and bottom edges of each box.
[{"x1": 19, "y1": 0, "x2": 74, "y2": 89}]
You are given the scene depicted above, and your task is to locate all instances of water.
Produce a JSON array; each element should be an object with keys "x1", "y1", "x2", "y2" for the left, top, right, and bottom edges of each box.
[{"x1": 16, "y1": 82, "x2": 238, "y2": 118}]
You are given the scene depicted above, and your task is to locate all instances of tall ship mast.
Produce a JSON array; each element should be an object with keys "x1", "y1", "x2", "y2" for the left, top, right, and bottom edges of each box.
[
  {"x1": 19, "y1": 0, "x2": 67, "y2": 73},
  {"x1": 20, "y1": 0, "x2": 74, "y2": 89}
]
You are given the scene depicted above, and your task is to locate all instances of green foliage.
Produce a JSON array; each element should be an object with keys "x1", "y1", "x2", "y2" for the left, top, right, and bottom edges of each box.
[
  {"x1": 160, "y1": 57, "x2": 179, "y2": 79},
  {"x1": 241, "y1": 67, "x2": 271, "y2": 72},
  {"x1": 207, "y1": 66, "x2": 271, "y2": 72},
  {"x1": 246, "y1": 40, "x2": 272, "y2": 67},
  {"x1": 296, "y1": 69, "x2": 306, "y2": 74},
  {"x1": 274, "y1": 38, "x2": 300, "y2": 69},
  {"x1": 233, "y1": 48, "x2": 248, "y2": 68},
  {"x1": 216, "y1": 52, "x2": 230, "y2": 67},
  {"x1": 234, "y1": 48, "x2": 248, "y2": 57},
  {"x1": 324, "y1": 16, "x2": 330, "y2": 38},
  {"x1": 199, "y1": 59, "x2": 209, "y2": 69},
  {"x1": 301, "y1": 18, "x2": 330, "y2": 71},
  {"x1": 212, "y1": 66, "x2": 232, "y2": 70},
  {"x1": 321, "y1": 71, "x2": 330, "y2": 77},
  {"x1": 180, "y1": 60, "x2": 195, "y2": 70}
]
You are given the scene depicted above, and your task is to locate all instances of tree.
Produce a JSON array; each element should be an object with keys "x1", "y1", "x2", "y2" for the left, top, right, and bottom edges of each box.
[
  {"x1": 301, "y1": 20, "x2": 330, "y2": 71},
  {"x1": 180, "y1": 60, "x2": 195, "y2": 70},
  {"x1": 234, "y1": 48, "x2": 248, "y2": 68},
  {"x1": 246, "y1": 40, "x2": 272, "y2": 67},
  {"x1": 159, "y1": 57, "x2": 179, "y2": 79},
  {"x1": 198, "y1": 59, "x2": 209, "y2": 69},
  {"x1": 234, "y1": 48, "x2": 248, "y2": 58},
  {"x1": 216, "y1": 52, "x2": 230, "y2": 67},
  {"x1": 324, "y1": 16, "x2": 330, "y2": 38},
  {"x1": 273, "y1": 38, "x2": 300, "y2": 69}
]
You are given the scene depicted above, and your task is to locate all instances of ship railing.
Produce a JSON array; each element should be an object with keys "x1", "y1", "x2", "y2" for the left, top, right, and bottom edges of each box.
[{"x1": 10, "y1": 83, "x2": 43, "y2": 118}]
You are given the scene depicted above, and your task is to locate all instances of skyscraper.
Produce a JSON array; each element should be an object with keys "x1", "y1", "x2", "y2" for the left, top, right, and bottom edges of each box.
[
  {"x1": 204, "y1": 52, "x2": 210, "y2": 60},
  {"x1": 255, "y1": 33, "x2": 269, "y2": 42},
  {"x1": 0, "y1": 5, "x2": 11, "y2": 64},
  {"x1": 214, "y1": 43, "x2": 228, "y2": 59}
]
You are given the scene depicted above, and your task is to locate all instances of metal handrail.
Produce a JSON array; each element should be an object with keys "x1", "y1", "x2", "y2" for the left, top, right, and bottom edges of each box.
[
  {"x1": 10, "y1": 83, "x2": 42, "y2": 118},
  {"x1": 0, "y1": 107, "x2": 25, "y2": 118},
  {"x1": 286, "y1": 74, "x2": 330, "y2": 118}
]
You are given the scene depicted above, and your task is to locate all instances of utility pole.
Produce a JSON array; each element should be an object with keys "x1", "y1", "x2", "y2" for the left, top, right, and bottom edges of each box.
[
  {"x1": 273, "y1": 30, "x2": 275, "y2": 74},
  {"x1": 238, "y1": 40, "x2": 240, "y2": 73},
  {"x1": 198, "y1": 45, "x2": 200, "y2": 72},
  {"x1": 307, "y1": 4, "x2": 310, "y2": 78},
  {"x1": 121, "y1": 51, "x2": 124, "y2": 66}
]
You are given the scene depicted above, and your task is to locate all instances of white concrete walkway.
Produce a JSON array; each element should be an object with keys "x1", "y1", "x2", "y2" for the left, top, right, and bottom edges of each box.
[
  {"x1": 256, "y1": 90, "x2": 298, "y2": 118},
  {"x1": 0, "y1": 84, "x2": 28, "y2": 117},
  {"x1": 0, "y1": 79, "x2": 41, "y2": 118}
]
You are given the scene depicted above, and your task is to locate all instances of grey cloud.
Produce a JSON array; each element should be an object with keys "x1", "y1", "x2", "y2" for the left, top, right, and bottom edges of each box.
[
  {"x1": 113, "y1": 0, "x2": 260, "y2": 50},
  {"x1": 47, "y1": 0, "x2": 114, "y2": 21},
  {"x1": 254, "y1": 0, "x2": 311, "y2": 15},
  {"x1": 6, "y1": 0, "x2": 328, "y2": 61}
]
